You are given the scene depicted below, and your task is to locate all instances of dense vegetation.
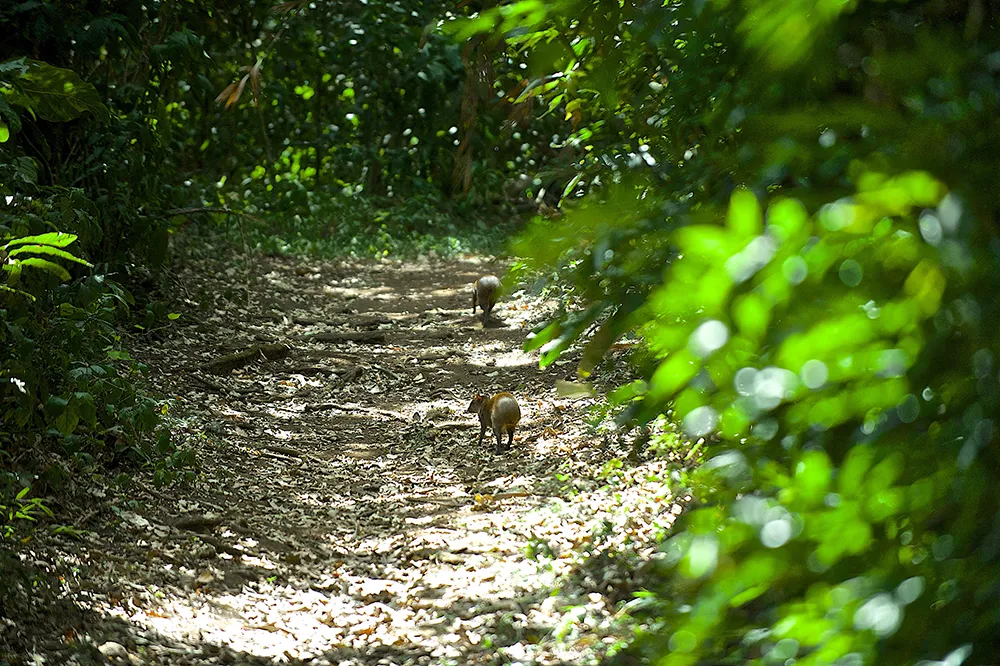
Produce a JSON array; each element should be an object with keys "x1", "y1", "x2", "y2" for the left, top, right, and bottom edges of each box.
[
  {"x1": 0, "y1": 0, "x2": 539, "y2": 536},
  {"x1": 454, "y1": 0, "x2": 1000, "y2": 663},
  {"x1": 3, "y1": 0, "x2": 1000, "y2": 664}
]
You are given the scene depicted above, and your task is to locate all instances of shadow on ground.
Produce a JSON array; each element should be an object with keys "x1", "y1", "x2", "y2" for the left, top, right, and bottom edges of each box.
[{"x1": 3, "y1": 250, "x2": 682, "y2": 666}]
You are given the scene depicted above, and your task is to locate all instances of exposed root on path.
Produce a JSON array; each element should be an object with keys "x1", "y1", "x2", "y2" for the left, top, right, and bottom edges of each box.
[{"x1": 2, "y1": 249, "x2": 687, "y2": 666}]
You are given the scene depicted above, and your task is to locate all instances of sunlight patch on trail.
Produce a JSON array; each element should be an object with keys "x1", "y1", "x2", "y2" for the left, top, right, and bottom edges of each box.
[
  {"x1": 13, "y1": 256, "x2": 691, "y2": 666},
  {"x1": 94, "y1": 457, "x2": 684, "y2": 664}
]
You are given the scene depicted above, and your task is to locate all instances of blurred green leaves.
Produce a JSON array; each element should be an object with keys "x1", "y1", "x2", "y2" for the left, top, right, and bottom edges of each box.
[
  {"x1": 486, "y1": 0, "x2": 1000, "y2": 662},
  {"x1": 445, "y1": 0, "x2": 564, "y2": 41},
  {"x1": 631, "y1": 173, "x2": 945, "y2": 442},
  {"x1": 736, "y1": 0, "x2": 860, "y2": 69}
]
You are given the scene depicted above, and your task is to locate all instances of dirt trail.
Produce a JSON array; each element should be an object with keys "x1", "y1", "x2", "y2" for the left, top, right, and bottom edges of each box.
[{"x1": 4, "y1": 251, "x2": 682, "y2": 666}]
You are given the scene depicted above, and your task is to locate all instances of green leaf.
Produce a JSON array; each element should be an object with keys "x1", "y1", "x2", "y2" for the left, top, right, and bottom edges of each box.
[
  {"x1": 445, "y1": 14, "x2": 501, "y2": 41},
  {"x1": 0, "y1": 120, "x2": 8, "y2": 143},
  {"x1": 44, "y1": 395, "x2": 69, "y2": 417},
  {"x1": 58, "y1": 302, "x2": 87, "y2": 319},
  {"x1": 3, "y1": 232, "x2": 78, "y2": 249},
  {"x1": 7, "y1": 244, "x2": 92, "y2": 267},
  {"x1": 0, "y1": 284, "x2": 36, "y2": 301},
  {"x1": 72, "y1": 392, "x2": 97, "y2": 427},
  {"x1": 17, "y1": 257, "x2": 72, "y2": 281},
  {"x1": 727, "y1": 188, "x2": 763, "y2": 237},
  {"x1": 839, "y1": 445, "x2": 874, "y2": 498},
  {"x1": 674, "y1": 225, "x2": 734, "y2": 261},
  {"x1": 0, "y1": 57, "x2": 28, "y2": 75},
  {"x1": 2, "y1": 261, "x2": 22, "y2": 279},
  {"x1": 531, "y1": 305, "x2": 606, "y2": 368},
  {"x1": 561, "y1": 173, "x2": 583, "y2": 200},
  {"x1": 10, "y1": 156, "x2": 36, "y2": 184},
  {"x1": 1, "y1": 58, "x2": 110, "y2": 123},
  {"x1": 647, "y1": 349, "x2": 699, "y2": 404},
  {"x1": 795, "y1": 450, "x2": 832, "y2": 506},
  {"x1": 544, "y1": 93, "x2": 565, "y2": 116},
  {"x1": 732, "y1": 293, "x2": 770, "y2": 340},
  {"x1": 167, "y1": 313, "x2": 181, "y2": 320},
  {"x1": 609, "y1": 380, "x2": 648, "y2": 403},
  {"x1": 524, "y1": 321, "x2": 562, "y2": 353},
  {"x1": 54, "y1": 404, "x2": 80, "y2": 436}
]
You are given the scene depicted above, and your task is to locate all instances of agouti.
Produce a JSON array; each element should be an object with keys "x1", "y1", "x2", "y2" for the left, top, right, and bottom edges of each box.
[
  {"x1": 467, "y1": 391, "x2": 521, "y2": 454},
  {"x1": 472, "y1": 275, "x2": 501, "y2": 324}
]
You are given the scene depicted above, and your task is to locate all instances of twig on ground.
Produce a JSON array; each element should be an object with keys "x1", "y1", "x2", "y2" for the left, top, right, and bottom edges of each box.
[
  {"x1": 256, "y1": 449, "x2": 300, "y2": 464},
  {"x1": 173, "y1": 514, "x2": 224, "y2": 531},
  {"x1": 191, "y1": 373, "x2": 226, "y2": 392},
  {"x1": 308, "y1": 402, "x2": 410, "y2": 422},
  {"x1": 139, "y1": 482, "x2": 174, "y2": 503},
  {"x1": 261, "y1": 444, "x2": 303, "y2": 457},
  {"x1": 403, "y1": 490, "x2": 549, "y2": 507},
  {"x1": 404, "y1": 496, "x2": 466, "y2": 507}
]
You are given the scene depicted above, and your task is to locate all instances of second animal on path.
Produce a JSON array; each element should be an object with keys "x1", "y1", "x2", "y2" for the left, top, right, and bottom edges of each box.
[
  {"x1": 467, "y1": 392, "x2": 521, "y2": 454},
  {"x1": 472, "y1": 275, "x2": 501, "y2": 325}
]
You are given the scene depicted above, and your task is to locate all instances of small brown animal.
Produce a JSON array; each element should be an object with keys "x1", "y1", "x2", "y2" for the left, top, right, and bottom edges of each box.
[
  {"x1": 467, "y1": 391, "x2": 521, "y2": 454},
  {"x1": 472, "y1": 275, "x2": 501, "y2": 324}
]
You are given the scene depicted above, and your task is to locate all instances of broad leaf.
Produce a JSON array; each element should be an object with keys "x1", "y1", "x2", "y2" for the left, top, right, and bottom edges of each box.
[
  {"x1": 3, "y1": 232, "x2": 78, "y2": 249},
  {"x1": 2, "y1": 58, "x2": 110, "y2": 123},
  {"x1": 0, "y1": 284, "x2": 35, "y2": 301},
  {"x1": 54, "y1": 406, "x2": 80, "y2": 436},
  {"x1": 578, "y1": 294, "x2": 645, "y2": 377},
  {"x1": 0, "y1": 96, "x2": 22, "y2": 133},
  {"x1": 2, "y1": 261, "x2": 23, "y2": 282},
  {"x1": 9, "y1": 156, "x2": 37, "y2": 185},
  {"x1": 17, "y1": 257, "x2": 72, "y2": 281},
  {"x1": 8, "y1": 244, "x2": 93, "y2": 267}
]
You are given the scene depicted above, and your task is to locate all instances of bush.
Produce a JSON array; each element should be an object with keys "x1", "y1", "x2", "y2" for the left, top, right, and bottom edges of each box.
[
  {"x1": 0, "y1": 54, "x2": 192, "y2": 540},
  {"x1": 452, "y1": 0, "x2": 1000, "y2": 663}
]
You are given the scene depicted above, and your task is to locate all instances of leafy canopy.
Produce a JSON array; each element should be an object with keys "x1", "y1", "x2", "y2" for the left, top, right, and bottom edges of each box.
[{"x1": 450, "y1": 0, "x2": 1000, "y2": 663}]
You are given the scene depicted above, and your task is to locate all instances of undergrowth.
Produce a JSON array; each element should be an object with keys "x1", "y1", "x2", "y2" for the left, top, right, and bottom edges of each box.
[{"x1": 234, "y1": 193, "x2": 522, "y2": 260}]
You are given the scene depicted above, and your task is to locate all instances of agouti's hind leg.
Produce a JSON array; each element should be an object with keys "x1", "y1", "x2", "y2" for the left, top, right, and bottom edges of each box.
[
  {"x1": 507, "y1": 428, "x2": 514, "y2": 451},
  {"x1": 494, "y1": 429, "x2": 506, "y2": 454}
]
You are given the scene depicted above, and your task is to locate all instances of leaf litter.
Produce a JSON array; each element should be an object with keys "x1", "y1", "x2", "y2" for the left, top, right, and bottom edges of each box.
[{"x1": 2, "y1": 247, "x2": 691, "y2": 666}]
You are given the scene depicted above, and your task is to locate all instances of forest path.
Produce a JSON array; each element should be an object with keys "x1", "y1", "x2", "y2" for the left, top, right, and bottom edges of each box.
[{"x1": 7, "y1": 247, "x2": 682, "y2": 666}]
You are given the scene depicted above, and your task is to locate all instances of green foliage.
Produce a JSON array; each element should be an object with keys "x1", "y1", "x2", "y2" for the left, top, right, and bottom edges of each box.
[
  {"x1": 0, "y1": 57, "x2": 110, "y2": 123},
  {"x1": 1, "y1": 5, "x2": 202, "y2": 533},
  {"x1": 1, "y1": 0, "x2": 568, "y2": 263},
  {"x1": 455, "y1": 0, "x2": 1000, "y2": 664},
  {"x1": 0, "y1": 486, "x2": 53, "y2": 541},
  {"x1": 0, "y1": 268, "x2": 176, "y2": 460},
  {"x1": 1, "y1": 231, "x2": 93, "y2": 298},
  {"x1": 619, "y1": 178, "x2": 998, "y2": 666},
  {"x1": 1, "y1": 0, "x2": 548, "y2": 540},
  {"x1": 244, "y1": 194, "x2": 518, "y2": 259}
]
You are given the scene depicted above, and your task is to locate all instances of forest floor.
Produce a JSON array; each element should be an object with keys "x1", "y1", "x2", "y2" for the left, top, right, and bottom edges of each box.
[{"x1": 3, "y1": 243, "x2": 687, "y2": 666}]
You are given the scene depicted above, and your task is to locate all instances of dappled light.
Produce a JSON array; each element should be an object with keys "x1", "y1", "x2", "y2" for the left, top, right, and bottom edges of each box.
[
  {"x1": 3, "y1": 249, "x2": 683, "y2": 664},
  {"x1": 4, "y1": 0, "x2": 1000, "y2": 664}
]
